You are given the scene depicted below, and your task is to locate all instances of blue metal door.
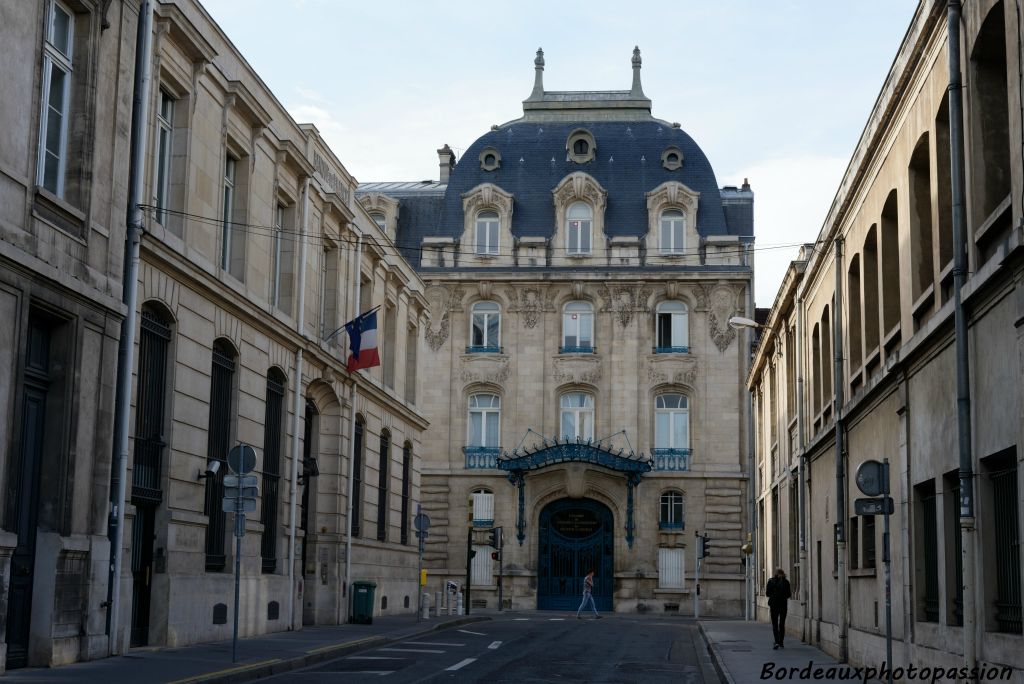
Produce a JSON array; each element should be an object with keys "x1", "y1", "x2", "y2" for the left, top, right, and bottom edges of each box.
[{"x1": 537, "y1": 498, "x2": 613, "y2": 611}]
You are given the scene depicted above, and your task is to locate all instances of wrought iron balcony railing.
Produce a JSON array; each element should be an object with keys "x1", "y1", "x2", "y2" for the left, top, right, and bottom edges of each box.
[
  {"x1": 658, "y1": 520, "x2": 685, "y2": 530},
  {"x1": 652, "y1": 448, "x2": 691, "y2": 471},
  {"x1": 464, "y1": 446, "x2": 500, "y2": 469},
  {"x1": 653, "y1": 346, "x2": 689, "y2": 354},
  {"x1": 559, "y1": 345, "x2": 595, "y2": 354},
  {"x1": 466, "y1": 345, "x2": 502, "y2": 354}
]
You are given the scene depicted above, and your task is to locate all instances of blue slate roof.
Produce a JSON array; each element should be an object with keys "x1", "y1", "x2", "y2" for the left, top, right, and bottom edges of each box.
[{"x1": 435, "y1": 120, "x2": 744, "y2": 240}]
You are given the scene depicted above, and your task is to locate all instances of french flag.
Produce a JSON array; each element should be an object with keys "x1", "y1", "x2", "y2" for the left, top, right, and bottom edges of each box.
[{"x1": 344, "y1": 308, "x2": 380, "y2": 372}]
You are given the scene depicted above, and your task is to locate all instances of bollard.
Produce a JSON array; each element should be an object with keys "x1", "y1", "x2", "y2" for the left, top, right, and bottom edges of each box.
[
  {"x1": 448, "y1": 591, "x2": 455, "y2": 616},
  {"x1": 435, "y1": 591, "x2": 441, "y2": 617},
  {"x1": 456, "y1": 592, "x2": 464, "y2": 616}
]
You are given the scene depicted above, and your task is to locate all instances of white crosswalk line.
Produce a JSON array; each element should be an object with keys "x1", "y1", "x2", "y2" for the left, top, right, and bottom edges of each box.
[
  {"x1": 347, "y1": 656, "x2": 402, "y2": 660},
  {"x1": 488, "y1": 641, "x2": 502, "y2": 649},
  {"x1": 379, "y1": 647, "x2": 445, "y2": 653},
  {"x1": 457, "y1": 629, "x2": 486, "y2": 635},
  {"x1": 549, "y1": 618, "x2": 566, "y2": 621},
  {"x1": 513, "y1": 617, "x2": 530, "y2": 621},
  {"x1": 445, "y1": 658, "x2": 477, "y2": 671},
  {"x1": 348, "y1": 672, "x2": 393, "y2": 676},
  {"x1": 405, "y1": 642, "x2": 464, "y2": 647}
]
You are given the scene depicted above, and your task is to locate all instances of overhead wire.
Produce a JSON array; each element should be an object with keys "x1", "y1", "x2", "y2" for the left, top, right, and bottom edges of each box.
[{"x1": 140, "y1": 203, "x2": 815, "y2": 264}]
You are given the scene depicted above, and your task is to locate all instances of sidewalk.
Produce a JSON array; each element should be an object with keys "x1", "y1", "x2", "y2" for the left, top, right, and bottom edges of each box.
[
  {"x1": 699, "y1": 620, "x2": 860, "y2": 684},
  {"x1": 3, "y1": 614, "x2": 489, "y2": 684}
]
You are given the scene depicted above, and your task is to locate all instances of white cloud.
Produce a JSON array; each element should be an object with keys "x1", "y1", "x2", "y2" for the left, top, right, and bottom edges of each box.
[{"x1": 722, "y1": 155, "x2": 849, "y2": 306}]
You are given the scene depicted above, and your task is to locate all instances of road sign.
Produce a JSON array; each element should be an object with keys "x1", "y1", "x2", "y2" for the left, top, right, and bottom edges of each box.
[
  {"x1": 224, "y1": 486, "x2": 258, "y2": 499},
  {"x1": 222, "y1": 497, "x2": 257, "y2": 513},
  {"x1": 414, "y1": 512, "x2": 431, "y2": 531},
  {"x1": 224, "y1": 475, "x2": 258, "y2": 488},
  {"x1": 228, "y1": 444, "x2": 257, "y2": 474},
  {"x1": 855, "y1": 496, "x2": 894, "y2": 516},
  {"x1": 856, "y1": 460, "x2": 887, "y2": 496}
]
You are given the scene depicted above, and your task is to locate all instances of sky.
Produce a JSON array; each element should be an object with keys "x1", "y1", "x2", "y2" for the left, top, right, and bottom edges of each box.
[{"x1": 200, "y1": 0, "x2": 919, "y2": 306}]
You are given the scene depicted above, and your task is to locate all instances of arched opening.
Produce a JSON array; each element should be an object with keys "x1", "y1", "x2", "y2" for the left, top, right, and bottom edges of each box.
[
  {"x1": 862, "y1": 226, "x2": 880, "y2": 361},
  {"x1": 351, "y1": 415, "x2": 365, "y2": 538},
  {"x1": 377, "y1": 429, "x2": 390, "y2": 542},
  {"x1": 847, "y1": 253, "x2": 862, "y2": 376},
  {"x1": 908, "y1": 134, "x2": 934, "y2": 313},
  {"x1": 880, "y1": 190, "x2": 901, "y2": 342},
  {"x1": 261, "y1": 368, "x2": 287, "y2": 574},
  {"x1": 204, "y1": 338, "x2": 237, "y2": 573},
  {"x1": 537, "y1": 498, "x2": 614, "y2": 611}
]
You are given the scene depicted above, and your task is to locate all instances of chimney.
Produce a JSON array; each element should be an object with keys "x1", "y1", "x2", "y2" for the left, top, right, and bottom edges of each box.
[
  {"x1": 437, "y1": 144, "x2": 456, "y2": 183},
  {"x1": 530, "y1": 47, "x2": 545, "y2": 99},
  {"x1": 742, "y1": 177, "x2": 750, "y2": 191},
  {"x1": 630, "y1": 46, "x2": 645, "y2": 97}
]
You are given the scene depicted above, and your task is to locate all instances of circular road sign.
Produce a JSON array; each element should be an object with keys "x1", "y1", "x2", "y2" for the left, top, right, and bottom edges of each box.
[
  {"x1": 414, "y1": 512, "x2": 431, "y2": 532},
  {"x1": 855, "y1": 459, "x2": 886, "y2": 497},
  {"x1": 228, "y1": 444, "x2": 258, "y2": 475}
]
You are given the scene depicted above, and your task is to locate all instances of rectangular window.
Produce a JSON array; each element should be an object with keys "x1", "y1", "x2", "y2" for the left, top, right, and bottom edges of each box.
[
  {"x1": 376, "y1": 432, "x2": 390, "y2": 542},
  {"x1": 475, "y1": 214, "x2": 499, "y2": 255},
  {"x1": 271, "y1": 204, "x2": 284, "y2": 308},
  {"x1": 659, "y1": 215, "x2": 685, "y2": 254},
  {"x1": 37, "y1": 1, "x2": 74, "y2": 196},
  {"x1": 658, "y1": 548, "x2": 685, "y2": 589},
  {"x1": 321, "y1": 245, "x2": 339, "y2": 341},
  {"x1": 405, "y1": 325, "x2": 417, "y2": 404},
  {"x1": 567, "y1": 220, "x2": 592, "y2": 254},
  {"x1": 383, "y1": 304, "x2": 396, "y2": 388},
  {"x1": 914, "y1": 480, "x2": 939, "y2": 622},
  {"x1": 656, "y1": 312, "x2": 688, "y2": 350},
  {"x1": 987, "y1": 452, "x2": 1021, "y2": 634},
  {"x1": 472, "y1": 491, "x2": 494, "y2": 526},
  {"x1": 849, "y1": 516, "x2": 859, "y2": 570},
  {"x1": 153, "y1": 90, "x2": 174, "y2": 225},
  {"x1": 351, "y1": 420, "x2": 363, "y2": 537},
  {"x1": 261, "y1": 373, "x2": 285, "y2": 572},
  {"x1": 943, "y1": 470, "x2": 963, "y2": 626},
  {"x1": 471, "y1": 545, "x2": 493, "y2": 585},
  {"x1": 862, "y1": 515, "x2": 875, "y2": 570},
  {"x1": 221, "y1": 155, "x2": 236, "y2": 271},
  {"x1": 562, "y1": 308, "x2": 593, "y2": 350},
  {"x1": 204, "y1": 345, "x2": 235, "y2": 572},
  {"x1": 400, "y1": 444, "x2": 411, "y2": 545}
]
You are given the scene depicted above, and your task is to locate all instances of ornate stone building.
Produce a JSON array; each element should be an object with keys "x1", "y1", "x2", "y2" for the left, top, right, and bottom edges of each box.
[
  {"x1": 749, "y1": 0, "x2": 1023, "y2": 677},
  {"x1": 359, "y1": 49, "x2": 754, "y2": 615}
]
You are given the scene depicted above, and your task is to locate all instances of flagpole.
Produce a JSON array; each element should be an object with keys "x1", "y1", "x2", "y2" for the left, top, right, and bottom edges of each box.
[{"x1": 343, "y1": 235, "x2": 363, "y2": 623}]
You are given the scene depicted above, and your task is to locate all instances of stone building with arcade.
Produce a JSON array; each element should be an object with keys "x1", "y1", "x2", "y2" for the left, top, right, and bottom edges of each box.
[{"x1": 359, "y1": 48, "x2": 755, "y2": 615}]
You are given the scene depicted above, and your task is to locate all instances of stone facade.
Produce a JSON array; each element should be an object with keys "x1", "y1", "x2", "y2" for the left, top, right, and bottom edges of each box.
[
  {"x1": 749, "y1": 0, "x2": 1024, "y2": 677},
  {"x1": 360, "y1": 49, "x2": 754, "y2": 616},
  {"x1": 0, "y1": 0, "x2": 429, "y2": 670}
]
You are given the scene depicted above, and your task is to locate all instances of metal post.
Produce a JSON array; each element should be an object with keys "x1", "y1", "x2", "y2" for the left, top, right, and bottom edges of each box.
[
  {"x1": 232, "y1": 511, "x2": 242, "y2": 663},
  {"x1": 946, "y1": 1, "x2": 977, "y2": 675},
  {"x1": 465, "y1": 527, "x2": 472, "y2": 615},
  {"x1": 694, "y1": 530, "x2": 701, "y2": 620},
  {"x1": 498, "y1": 537, "x2": 504, "y2": 611},
  {"x1": 106, "y1": 0, "x2": 153, "y2": 654},
  {"x1": 417, "y1": 504, "x2": 424, "y2": 622},
  {"x1": 883, "y1": 459, "x2": 893, "y2": 684}
]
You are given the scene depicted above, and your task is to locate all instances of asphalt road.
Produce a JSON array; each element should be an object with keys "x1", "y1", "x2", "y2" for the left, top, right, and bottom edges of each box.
[{"x1": 266, "y1": 613, "x2": 719, "y2": 683}]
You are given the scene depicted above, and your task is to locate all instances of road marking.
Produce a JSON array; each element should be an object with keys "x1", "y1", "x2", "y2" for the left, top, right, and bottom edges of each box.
[
  {"x1": 379, "y1": 647, "x2": 446, "y2": 653},
  {"x1": 549, "y1": 618, "x2": 566, "y2": 621},
  {"x1": 350, "y1": 672, "x2": 394, "y2": 676},
  {"x1": 166, "y1": 659, "x2": 281, "y2": 684},
  {"x1": 306, "y1": 636, "x2": 375, "y2": 654},
  {"x1": 347, "y1": 656, "x2": 403, "y2": 660},
  {"x1": 488, "y1": 641, "x2": 502, "y2": 649},
  {"x1": 406, "y1": 641, "x2": 464, "y2": 647},
  {"x1": 513, "y1": 618, "x2": 530, "y2": 621},
  {"x1": 458, "y1": 629, "x2": 486, "y2": 635},
  {"x1": 446, "y1": 658, "x2": 477, "y2": 671}
]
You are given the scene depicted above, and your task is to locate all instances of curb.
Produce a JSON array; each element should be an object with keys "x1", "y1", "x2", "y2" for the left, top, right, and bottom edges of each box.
[
  {"x1": 194, "y1": 616, "x2": 492, "y2": 684},
  {"x1": 697, "y1": 622, "x2": 735, "y2": 684}
]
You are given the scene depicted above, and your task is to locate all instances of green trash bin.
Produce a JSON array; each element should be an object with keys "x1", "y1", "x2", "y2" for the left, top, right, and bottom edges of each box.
[{"x1": 350, "y1": 581, "x2": 377, "y2": 624}]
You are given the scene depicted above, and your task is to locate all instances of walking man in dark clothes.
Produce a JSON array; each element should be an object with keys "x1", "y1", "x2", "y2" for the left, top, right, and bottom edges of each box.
[{"x1": 765, "y1": 568, "x2": 791, "y2": 649}]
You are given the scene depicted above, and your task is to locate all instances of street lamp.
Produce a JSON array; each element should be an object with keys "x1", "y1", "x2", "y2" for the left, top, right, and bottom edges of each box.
[{"x1": 729, "y1": 315, "x2": 760, "y2": 623}]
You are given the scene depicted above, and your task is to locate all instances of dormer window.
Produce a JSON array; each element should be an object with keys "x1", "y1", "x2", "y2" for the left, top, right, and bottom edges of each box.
[
  {"x1": 566, "y1": 202, "x2": 592, "y2": 255},
  {"x1": 479, "y1": 146, "x2": 501, "y2": 171},
  {"x1": 660, "y1": 209, "x2": 685, "y2": 254},
  {"x1": 475, "y1": 210, "x2": 499, "y2": 255},
  {"x1": 661, "y1": 146, "x2": 684, "y2": 171},
  {"x1": 566, "y1": 129, "x2": 596, "y2": 164},
  {"x1": 370, "y1": 212, "x2": 386, "y2": 232}
]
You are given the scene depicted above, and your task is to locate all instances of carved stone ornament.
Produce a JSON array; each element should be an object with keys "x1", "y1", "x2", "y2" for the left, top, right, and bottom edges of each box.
[
  {"x1": 424, "y1": 285, "x2": 466, "y2": 351},
  {"x1": 507, "y1": 286, "x2": 555, "y2": 328},
  {"x1": 552, "y1": 172, "x2": 608, "y2": 212},
  {"x1": 597, "y1": 283, "x2": 652, "y2": 328},
  {"x1": 552, "y1": 355, "x2": 602, "y2": 386},
  {"x1": 646, "y1": 355, "x2": 698, "y2": 386},
  {"x1": 693, "y1": 283, "x2": 713, "y2": 311},
  {"x1": 459, "y1": 355, "x2": 511, "y2": 387},
  {"x1": 708, "y1": 287, "x2": 738, "y2": 352}
]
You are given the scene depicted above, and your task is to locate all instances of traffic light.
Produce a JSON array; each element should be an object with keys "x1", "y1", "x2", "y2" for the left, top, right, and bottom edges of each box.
[
  {"x1": 699, "y1": 534, "x2": 710, "y2": 558},
  {"x1": 488, "y1": 526, "x2": 502, "y2": 550},
  {"x1": 469, "y1": 548, "x2": 476, "y2": 559}
]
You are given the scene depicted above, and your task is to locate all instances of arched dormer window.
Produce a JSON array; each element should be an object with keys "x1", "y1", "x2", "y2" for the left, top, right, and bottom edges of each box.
[
  {"x1": 655, "y1": 301, "x2": 689, "y2": 352},
  {"x1": 566, "y1": 202, "x2": 592, "y2": 256},
  {"x1": 475, "y1": 210, "x2": 499, "y2": 255},
  {"x1": 561, "y1": 301, "x2": 594, "y2": 352},
  {"x1": 660, "y1": 209, "x2": 685, "y2": 254},
  {"x1": 470, "y1": 301, "x2": 501, "y2": 352},
  {"x1": 370, "y1": 212, "x2": 386, "y2": 232},
  {"x1": 560, "y1": 392, "x2": 595, "y2": 441}
]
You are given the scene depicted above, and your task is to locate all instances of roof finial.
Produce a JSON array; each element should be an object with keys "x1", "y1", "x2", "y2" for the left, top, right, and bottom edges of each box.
[
  {"x1": 630, "y1": 46, "x2": 645, "y2": 97},
  {"x1": 530, "y1": 47, "x2": 545, "y2": 99}
]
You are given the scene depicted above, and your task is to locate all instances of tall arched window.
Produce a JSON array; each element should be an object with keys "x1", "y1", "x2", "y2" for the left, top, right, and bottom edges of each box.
[
  {"x1": 476, "y1": 210, "x2": 499, "y2": 255},
  {"x1": 659, "y1": 490, "x2": 685, "y2": 529},
  {"x1": 470, "y1": 301, "x2": 500, "y2": 351},
  {"x1": 655, "y1": 301, "x2": 688, "y2": 352},
  {"x1": 351, "y1": 415, "x2": 364, "y2": 537},
  {"x1": 468, "y1": 394, "x2": 500, "y2": 448},
  {"x1": 400, "y1": 442, "x2": 412, "y2": 545},
  {"x1": 560, "y1": 393, "x2": 594, "y2": 441},
  {"x1": 660, "y1": 209, "x2": 685, "y2": 254},
  {"x1": 377, "y1": 429, "x2": 390, "y2": 542},
  {"x1": 566, "y1": 202, "x2": 592, "y2": 255},
  {"x1": 261, "y1": 368, "x2": 287, "y2": 572},
  {"x1": 655, "y1": 394, "x2": 689, "y2": 449},
  {"x1": 205, "y1": 338, "x2": 236, "y2": 571},
  {"x1": 562, "y1": 301, "x2": 594, "y2": 352}
]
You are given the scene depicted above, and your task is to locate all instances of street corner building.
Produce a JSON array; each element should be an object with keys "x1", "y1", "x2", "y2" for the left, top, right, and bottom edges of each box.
[
  {"x1": 747, "y1": 0, "x2": 1024, "y2": 680},
  {"x1": 356, "y1": 47, "x2": 755, "y2": 616},
  {"x1": 0, "y1": 0, "x2": 430, "y2": 670}
]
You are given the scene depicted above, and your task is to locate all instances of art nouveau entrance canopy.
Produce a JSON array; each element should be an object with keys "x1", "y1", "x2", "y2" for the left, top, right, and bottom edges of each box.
[{"x1": 497, "y1": 437, "x2": 652, "y2": 548}]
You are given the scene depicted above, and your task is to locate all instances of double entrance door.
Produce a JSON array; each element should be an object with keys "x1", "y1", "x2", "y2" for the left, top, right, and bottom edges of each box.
[{"x1": 537, "y1": 498, "x2": 613, "y2": 611}]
